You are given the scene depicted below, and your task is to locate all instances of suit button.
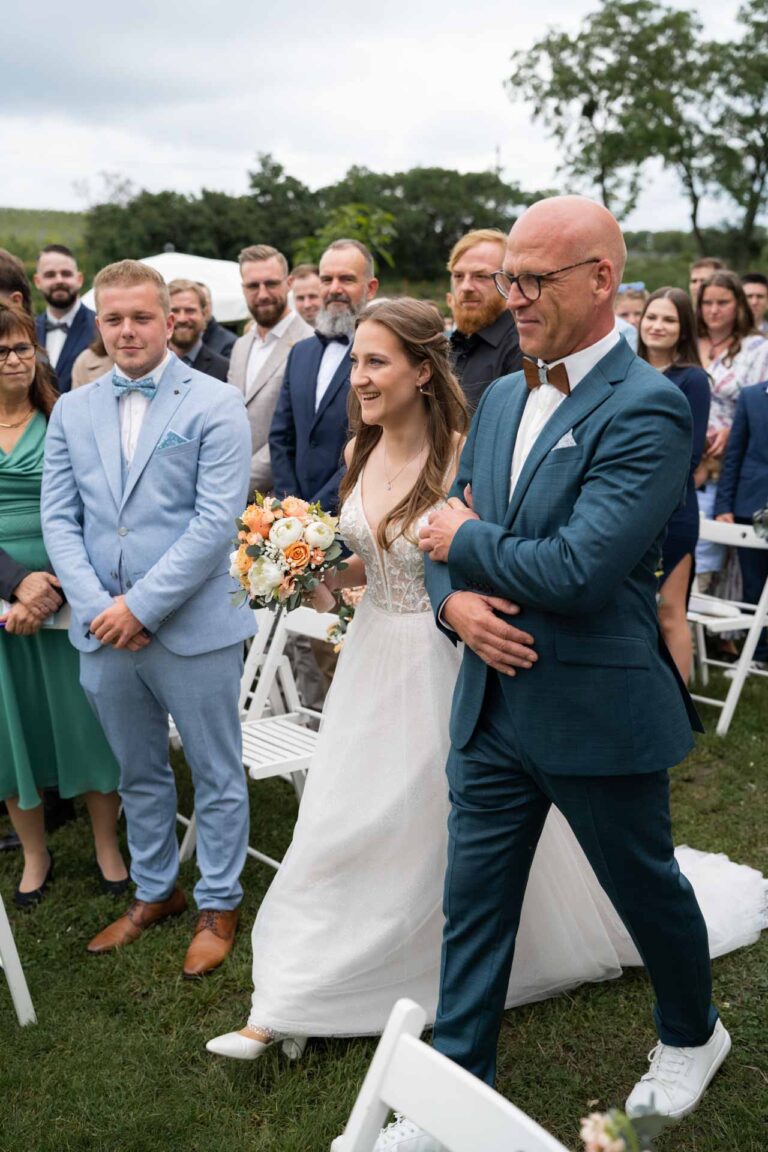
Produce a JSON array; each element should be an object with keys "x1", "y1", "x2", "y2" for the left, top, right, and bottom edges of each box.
[
  {"x1": 111, "y1": 571, "x2": 118, "y2": 579},
  {"x1": 118, "y1": 527, "x2": 128, "y2": 536},
  {"x1": 309, "y1": 438, "x2": 316, "y2": 448},
  {"x1": 126, "y1": 580, "x2": 133, "y2": 588}
]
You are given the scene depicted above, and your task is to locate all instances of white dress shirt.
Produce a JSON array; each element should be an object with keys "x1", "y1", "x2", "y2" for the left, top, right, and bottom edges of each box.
[
  {"x1": 509, "y1": 325, "x2": 621, "y2": 498},
  {"x1": 44, "y1": 299, "x2": 81, "y2": 368},
  {"x1": 315, "y1": 338, "x2": 349, "y2": 410},
  {"x1": 118, "y1": 352, "x2": 172, "y2": 465},
  {"x1": 245, "y1": 310, "x2": 295, "y2": 396}
]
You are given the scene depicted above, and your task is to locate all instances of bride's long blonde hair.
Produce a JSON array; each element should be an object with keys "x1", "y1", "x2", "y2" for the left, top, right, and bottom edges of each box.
[{"x1": 339, "y1": 298, "x2": 467, "y2": 550}]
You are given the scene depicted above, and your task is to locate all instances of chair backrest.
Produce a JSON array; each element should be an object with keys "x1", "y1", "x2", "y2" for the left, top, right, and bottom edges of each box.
[
  {"x1": 698, "y1": 519, "x2": 768, "y2": 551},
  {"x1": 283, "y1": 604, "x2": 340, "y2": 643},
  {"x1": 243, "y1": 605, "x2": 339, "y2": 721},
  {"x1": 335, "y1": 999, "x2": 568, "y2": 1152},
  {"x1": 238, "y1": 608, "x2": 278, "y2": 714}
]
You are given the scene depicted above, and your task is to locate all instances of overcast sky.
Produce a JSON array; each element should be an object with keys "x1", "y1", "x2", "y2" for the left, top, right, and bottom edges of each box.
[{"x1": 1, "y1": 0, "x2": 744, "y2": 231}]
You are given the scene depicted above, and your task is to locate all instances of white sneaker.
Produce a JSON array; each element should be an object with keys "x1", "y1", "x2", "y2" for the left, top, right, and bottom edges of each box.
[
  {"x1": 626, "y1": 1020, "x2": 731, "y2": 1119},
  {"x1": 372, "y1": 1114, "x2": 444, "y2": 1151}
]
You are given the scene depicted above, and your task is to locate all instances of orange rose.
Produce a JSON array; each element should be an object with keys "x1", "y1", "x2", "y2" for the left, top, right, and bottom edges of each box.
[
  {"x1": 310, "y1": 548, "x2": 326, "y2": 567},
  {"x1": 242, "y1": 505, "x2": 275, "y2": 539},
  {"x1": 284, "y1": 540, "x2": 312, "y2": 571},
  {"x1": 281, "y1": 496, "x2": 311, "y2": 520}
]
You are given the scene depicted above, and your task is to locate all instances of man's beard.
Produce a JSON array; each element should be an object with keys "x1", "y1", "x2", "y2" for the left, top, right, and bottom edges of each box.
[
  {"x1": 171, "y1": 323, "x2": 202, "y2": 351},
  {"x1": 250, "y1": 298, "x2": 287, "y2": 329},
  {"x1": 452, "y1": 293, "x2": 505, "y2": 336},
  {"x1": 315, "y1": 296, "x2": 365, "y2": 340},
  {"x1": 43, "y1": 286, "x2": 79, "y2": 312}
]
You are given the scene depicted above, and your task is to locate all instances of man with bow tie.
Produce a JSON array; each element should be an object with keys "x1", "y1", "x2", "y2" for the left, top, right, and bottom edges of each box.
[
  {"x1": 34, "y1": 245, "x2": 96, "y2": 394},
  {"x1": 41, "y1": 261, "x2": 255, "y2": 978},
  {"x1": 389, "y1": 198, "x2": 729, "y2": 1150}
]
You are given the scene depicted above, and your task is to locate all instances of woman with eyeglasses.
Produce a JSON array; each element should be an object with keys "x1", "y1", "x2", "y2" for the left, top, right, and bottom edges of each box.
[
  {"x1": 0, "y1": 304, "x2": 127, "y2": 907},
  {"x1": 637, "y1": 289, "x2": 710, "y2": 680}
]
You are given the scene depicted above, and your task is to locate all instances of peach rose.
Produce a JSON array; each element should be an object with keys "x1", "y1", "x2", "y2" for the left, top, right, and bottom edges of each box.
[
  {"x1": 280, "y1": 496, "x2": 311, "y2": 519},
  {"x1": 242, "y1": 505, "x2": 276, "y2": 539},
  {"x1": 284, "y1": 540, "x2": 312, "y2": 571},
  {"x1": 310, "y1": 547, "x2": 326, "y2": 567},
  {"x1": 278, "y1": 575, "x2": 296, "y2": 598}
]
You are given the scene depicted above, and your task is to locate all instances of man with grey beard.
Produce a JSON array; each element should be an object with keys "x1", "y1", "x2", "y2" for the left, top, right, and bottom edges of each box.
[{"x1": 269, "y1": 239, "x2": 378, "y2": 513}]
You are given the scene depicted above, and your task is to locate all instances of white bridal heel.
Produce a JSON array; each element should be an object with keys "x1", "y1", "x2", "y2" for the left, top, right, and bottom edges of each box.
[{"x1": 205, "y1": 1028, "x2": 307, "y2": 1062}]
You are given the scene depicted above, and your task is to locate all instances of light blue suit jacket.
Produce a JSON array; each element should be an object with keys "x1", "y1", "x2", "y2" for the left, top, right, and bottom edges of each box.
[
  {"x1": 42, "y1": 355, "x2": 256, "y2": 656},
  {"x1": 425, "y1": 338, "x2": 702, "y2": 774}
]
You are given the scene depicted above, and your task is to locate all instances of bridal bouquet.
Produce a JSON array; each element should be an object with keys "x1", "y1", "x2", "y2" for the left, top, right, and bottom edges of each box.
[
  {"x1": 326, "y1": 586, "x2": 366, "y2": 651},
  {"x1": 580, "y1": 1108, "x2": 669, "y2": 1152},
  {"x1": 231, "y1": 493, "x2": 346, "y2": 613}
]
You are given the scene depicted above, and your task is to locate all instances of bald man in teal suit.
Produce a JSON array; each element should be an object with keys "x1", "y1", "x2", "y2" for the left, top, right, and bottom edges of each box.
[{"x1": 412, "y1": 199, "x2": 730, "y2": 1138}]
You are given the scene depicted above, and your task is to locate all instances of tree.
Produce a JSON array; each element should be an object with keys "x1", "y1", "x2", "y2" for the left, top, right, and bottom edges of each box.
[
  {"x1": 293, "y1": 203, "x2": 397, "y2": 269},
  {"x1": 246, "y1": 153, "x2": 320, "y2": 256}
]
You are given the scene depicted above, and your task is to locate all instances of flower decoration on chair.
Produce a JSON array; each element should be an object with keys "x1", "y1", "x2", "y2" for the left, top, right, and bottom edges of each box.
[
  {"x1": 231, "y1": 493, "x2": 347, "y2": 612},
  {"x1": 580, "y1": 1107, "x2": 671, "y2": 1152}
]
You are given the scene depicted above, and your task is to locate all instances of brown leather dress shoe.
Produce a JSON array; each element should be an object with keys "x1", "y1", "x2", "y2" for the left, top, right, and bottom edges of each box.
[
  {"x1": 183, "y1": 909, "x2": 239, "y2": 978},
  {"x1": 87, "y1": 888, "x2": 187, "y2": 954}
]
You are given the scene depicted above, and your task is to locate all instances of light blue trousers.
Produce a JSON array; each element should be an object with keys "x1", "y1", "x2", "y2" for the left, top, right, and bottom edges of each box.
[{"x1": 80, "y1": 640, "x2": 248, "y2": 909}]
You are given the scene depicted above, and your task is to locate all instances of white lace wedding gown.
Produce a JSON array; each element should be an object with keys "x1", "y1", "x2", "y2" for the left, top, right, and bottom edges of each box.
[{"x1": 246, "y1": 476, "x2": 767, "y2": 1037}]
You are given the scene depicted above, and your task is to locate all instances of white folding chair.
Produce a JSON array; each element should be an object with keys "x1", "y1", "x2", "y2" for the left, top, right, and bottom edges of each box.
[
  {"x1": 0, "y1": 894, "x2": 36, "y2": 1026},
  {"x1": 331, "y1": 999, "x2": 568, "y2": 1152},
  {"x1": 178, "y1": 605, "x2": 339, "y2": 870},
  {"x1": 688, "y1": 520, "x2": 768, "y2": 736}
]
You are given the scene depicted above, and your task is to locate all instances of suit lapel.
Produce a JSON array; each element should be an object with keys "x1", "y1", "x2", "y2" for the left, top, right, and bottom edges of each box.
[
  {"x1": 120, "y1": 358, "x2": 189, "y2": 508},
  {"x1": 89, "y1": 375, "x2": 123, "y2": 510},
  {"x1": 302, "y1": 338, "x2": 326, "y2": 428},
  {"x1": 246, "y1": 336, "x2": 284, "y2": 404},
  {"x1": 504, "y1": 340, "x2": 633, "y2": 527},
  {"x1": 492, "y1": 382, "x2": 528, "y2": 521},
  {"x1": 313, "y1": 349, "x2": 351, "y2": 426}
]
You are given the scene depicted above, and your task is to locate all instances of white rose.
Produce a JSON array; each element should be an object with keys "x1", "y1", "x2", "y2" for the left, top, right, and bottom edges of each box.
[
  {"x1": 268, "y1": 516, "x2": 304, "y2": 549},
  {"x1": 248, "y1": 556, "x2": 285, "y2": 598},
  {"x1": 304, "y1": 520, "x2": 336, "y2": 550},
  {"x1": 229, "y1": 550, "x2": 241, "y2": 578}
]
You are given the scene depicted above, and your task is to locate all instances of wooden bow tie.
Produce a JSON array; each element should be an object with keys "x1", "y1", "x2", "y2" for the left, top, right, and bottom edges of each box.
[{"x1": 522, "y1": 358, "x2": 571, "y2": 397}]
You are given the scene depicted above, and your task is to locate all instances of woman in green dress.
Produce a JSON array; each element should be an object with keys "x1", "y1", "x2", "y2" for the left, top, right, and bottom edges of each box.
[{"x1": 0, "y1": 303, "x2": 128, "y2": 907}]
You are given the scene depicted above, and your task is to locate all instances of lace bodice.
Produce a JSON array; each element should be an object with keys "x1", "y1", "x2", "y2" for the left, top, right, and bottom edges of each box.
[{"x1": 339, "y1": 475, "x2": 434, "y2": 614}]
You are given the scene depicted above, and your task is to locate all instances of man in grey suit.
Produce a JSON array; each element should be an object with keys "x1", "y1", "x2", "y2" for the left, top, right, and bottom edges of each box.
[
  {"x1": 228, "y1": 245, "x2": 313, "y2": 497},
  {"x1": 42, "y1": 261, "x2": 255, "y2": 979}
]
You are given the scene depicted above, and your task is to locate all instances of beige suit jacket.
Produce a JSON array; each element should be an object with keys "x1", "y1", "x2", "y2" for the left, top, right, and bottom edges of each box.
[{"x1": 228, "y1": 311, "x2": 314, "y2": 496}]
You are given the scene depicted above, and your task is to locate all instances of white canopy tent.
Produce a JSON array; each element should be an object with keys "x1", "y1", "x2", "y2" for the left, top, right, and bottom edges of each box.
[{"x1": 82, "y1": 251, "x2": 249, "y2": 323}]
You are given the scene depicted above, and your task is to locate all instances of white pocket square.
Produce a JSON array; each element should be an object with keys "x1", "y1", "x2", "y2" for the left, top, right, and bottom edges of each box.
[{"x1": 552, "y1": 430, "x2": 577, "y2": 450}]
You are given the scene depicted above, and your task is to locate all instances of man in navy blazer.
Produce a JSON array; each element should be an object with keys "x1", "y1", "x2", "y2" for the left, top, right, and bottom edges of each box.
[
  {"x1": 409, "y1": 198, "x2": 728, "y2": 1139},
  {"x1": 34, "y1": 244, "x2": 96, "y2": 394},
  {"x1": 269, "y1": 239, "x2": 378, "y2": 512},
  {"x1": 715, "y1": 380, "x2": 768, "y2": 663}
]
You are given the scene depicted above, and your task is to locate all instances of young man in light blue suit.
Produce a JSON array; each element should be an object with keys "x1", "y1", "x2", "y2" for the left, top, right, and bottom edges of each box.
[
  {"x1": 42, "y1": 261, "x2": 255, "y2": 978},
  {"x1": 384, "y1": 199, "x2": 729, "y2": 1149}
]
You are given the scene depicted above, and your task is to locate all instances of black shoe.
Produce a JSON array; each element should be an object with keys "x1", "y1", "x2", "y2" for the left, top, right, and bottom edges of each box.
[
  {"x1": 13, "y1": 851, "x2": 54, "y2": 910},
  {"x1": 96, "y1": 863, "x2": 131, "y2": 898},
  {"x1": 0, "y1": 831, "x2": 21, "y2": 852}
]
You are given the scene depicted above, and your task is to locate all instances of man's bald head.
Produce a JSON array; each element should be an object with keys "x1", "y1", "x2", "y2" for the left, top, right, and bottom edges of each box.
[{"x1": 503, "y1": 196, "x2": 626, "y2": 361}]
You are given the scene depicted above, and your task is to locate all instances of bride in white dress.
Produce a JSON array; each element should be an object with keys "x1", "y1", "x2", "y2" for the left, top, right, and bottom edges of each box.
[{"x1": 207, "y1": 299, "x2": 767, "y2": 1061}]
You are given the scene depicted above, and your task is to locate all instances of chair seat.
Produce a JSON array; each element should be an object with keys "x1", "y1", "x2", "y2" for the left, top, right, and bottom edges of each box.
[{"x1": 242, "y1": 713, "x2": 318, "y2": 780}]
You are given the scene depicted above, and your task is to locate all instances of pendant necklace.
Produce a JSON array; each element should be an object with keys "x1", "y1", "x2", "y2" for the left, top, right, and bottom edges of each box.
[
  {"x1": 0, "y1": 407, "x2": 34, "y2": 429},
  {"x1": 383, "y1": 441, "x2": 426, "y2": 491}
]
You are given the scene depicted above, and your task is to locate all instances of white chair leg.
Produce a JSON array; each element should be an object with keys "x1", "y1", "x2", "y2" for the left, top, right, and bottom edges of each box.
[
  {"x1": 0, "y1": 895, "x2": 36, "y2": 1026},
  {"x1": 178, "y1": 811, "x2": 197, "y2": 862},
  {"x1": 695, "y1": 622, "x2": 709, "y2": 686}
]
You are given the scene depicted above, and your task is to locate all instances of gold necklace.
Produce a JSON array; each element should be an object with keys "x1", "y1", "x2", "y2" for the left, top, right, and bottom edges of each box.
[
  {"x1": 383, "y1": 441, "x2": 426, "y2": 491},
  {"x1": 0, "y1": 407, "x2": 34, "y2": 430}
]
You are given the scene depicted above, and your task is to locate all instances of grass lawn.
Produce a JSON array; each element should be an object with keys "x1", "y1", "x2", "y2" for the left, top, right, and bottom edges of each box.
[{"x1": 1, "y1": 671, "x2": 765, "y2": 1152}]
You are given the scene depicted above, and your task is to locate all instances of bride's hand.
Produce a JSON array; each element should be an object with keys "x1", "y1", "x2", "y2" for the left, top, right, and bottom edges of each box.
[{"x1": 307, "y1": 580, "x2": 337, "y2": 613}]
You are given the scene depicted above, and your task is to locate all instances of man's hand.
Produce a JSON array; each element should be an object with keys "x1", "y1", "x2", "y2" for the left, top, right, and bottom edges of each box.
[
  {"x1": 716, "y1": 512, "x2": 735, "y2": 524},
  {"x1": 443, "y1": 591, "x2": 537, "y2": 676},
  {"x1": 90, "y1": 595, "x2": 150, "y2": 650},
  {"x1": 12, "y1": 572, "x2": 63, "y2": 619},
  {"x1": 419, "y1": 489, "x2": 480, "y2": 563},
  {"x1": 3, "y1": 601, "x2": 45, "y2": 636}
]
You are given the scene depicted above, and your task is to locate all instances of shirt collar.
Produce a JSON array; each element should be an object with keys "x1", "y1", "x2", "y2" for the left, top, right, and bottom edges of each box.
[
  {"x1": 46, "y1": 299, "x2": 81, "y2": 327},
  {"x1": 255, "y1": 308, "x2": 295, "y2": 345},
  {"x1": 541, "y1": 324, "x2": 622, "y2": 392}
]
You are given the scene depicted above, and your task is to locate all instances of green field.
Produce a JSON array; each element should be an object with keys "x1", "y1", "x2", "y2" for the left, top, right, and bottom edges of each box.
[{"x1": 0, "y1": 668, "x2": 766, "y2": 1152}]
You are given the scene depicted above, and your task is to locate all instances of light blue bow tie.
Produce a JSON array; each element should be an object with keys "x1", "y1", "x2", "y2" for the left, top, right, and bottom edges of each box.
[{"x1": 112, "y1": 371, "x2": 157, "y2": 400}]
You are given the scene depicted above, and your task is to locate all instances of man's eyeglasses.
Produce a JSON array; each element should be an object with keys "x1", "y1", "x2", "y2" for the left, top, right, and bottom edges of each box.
[
  {"x1": 0, "y1": 343, "x2": 36, "y2": 364},
  {"x1": 492, "y1": 259, "x2": 601, "y2": 303}
]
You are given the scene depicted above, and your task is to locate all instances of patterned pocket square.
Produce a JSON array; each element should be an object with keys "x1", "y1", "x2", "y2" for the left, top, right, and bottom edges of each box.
[
  {"x1": 157, "y1": 430, "x2": 190, "y2": 451},
  {"x1": 552, "y1": 430, "x2": 577, "y2": 450}
]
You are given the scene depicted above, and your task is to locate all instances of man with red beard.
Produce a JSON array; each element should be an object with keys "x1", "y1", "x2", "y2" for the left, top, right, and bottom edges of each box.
[{"x1": 448, "y1": 228, "x2": 522, "y2": 413}]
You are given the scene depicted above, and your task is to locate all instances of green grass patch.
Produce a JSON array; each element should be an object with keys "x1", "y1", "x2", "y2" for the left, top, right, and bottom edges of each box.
[{"x1": 1, "y1": 673, "x2": 766, "y2": 1151}]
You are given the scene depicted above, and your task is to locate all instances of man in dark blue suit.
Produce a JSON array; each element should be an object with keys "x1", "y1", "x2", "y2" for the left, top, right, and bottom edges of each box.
[
  {"x1": 34, "y1": 244, "x2": 96, "y2": 394},
  {"x1": 269, "y1": 239, "x2": 378, "y2": 512},
  {"x1": 715, "y1": 380, "x2": 768, "y2": 665},
  {"x1": 393, "y1": 197, "x2": 729, "y2": 1149}
]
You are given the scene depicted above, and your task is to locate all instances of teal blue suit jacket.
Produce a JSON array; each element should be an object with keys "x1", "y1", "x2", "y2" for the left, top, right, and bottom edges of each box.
[{"x1": 425, "y1": 338, "x2": 702, "y2": 774}]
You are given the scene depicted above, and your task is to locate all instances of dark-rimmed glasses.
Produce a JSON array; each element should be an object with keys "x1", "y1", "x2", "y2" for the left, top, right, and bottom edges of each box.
[
  {"x1": 0, "y1": 343, "x2": 36, "y2": 364},
  {"x1": 492, "y1": 258, "x2": 601, "y2": 302}
]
